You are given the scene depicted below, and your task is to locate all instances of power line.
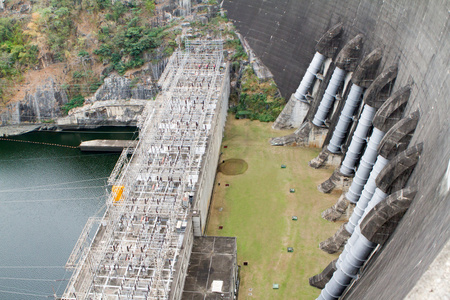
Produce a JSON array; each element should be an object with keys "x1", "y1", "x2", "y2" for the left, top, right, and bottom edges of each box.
[
  {"x1": 1, "y1": 196, "x2": 105, "y2": 204},
  {"x1": 0, "y1": 266, "x2": 64, "y2": 269},
  {"x1": 0, "y1": 185, "x2": 106, "y2": 193},
  {"x1": 0, "y1": 152, "x2": 119, "y2": 162},
  {"x1": 0, "y1": 177, "x2": 109, "y2": 193},
  {"x1": 55, "y1": 270, "x2": 70, "y2": 296},
  {"x1": 45, "y1": 130, "x2": 138, "y2": 134},
  {"x1": 0, "y1": 276, "x2": 66, "y2": 282},
  {"x1": 0, "y1": 289, "x2": 51, "y2": 298},
  {"x1": 0, "y1": 284, "x2": 54, "y2": 296}
]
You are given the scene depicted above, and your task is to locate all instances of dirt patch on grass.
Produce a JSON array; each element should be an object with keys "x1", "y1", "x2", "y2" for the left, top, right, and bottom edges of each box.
[{"x1": 218, "y1": 158, "x2": 248, "y2": 175}]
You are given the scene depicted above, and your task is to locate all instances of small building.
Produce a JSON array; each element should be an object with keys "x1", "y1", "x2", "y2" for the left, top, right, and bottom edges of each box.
[{"x1": 182, "y1": 236, "x2": 239, "y2": 300}]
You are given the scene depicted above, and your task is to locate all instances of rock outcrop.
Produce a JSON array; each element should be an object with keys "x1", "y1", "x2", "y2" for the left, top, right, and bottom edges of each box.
[
  {"x1": 90, "y1": 74, "x2": 158, "y2": 102},
  {"x1": 57, "y1": 99, "x2": 150, "y2": 129},
  {"x1": 1, "y1": 77, "x2": 68, "y2": 125}
]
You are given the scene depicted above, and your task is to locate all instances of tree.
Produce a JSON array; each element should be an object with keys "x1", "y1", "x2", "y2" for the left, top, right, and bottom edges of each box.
[{"x1": 144, "y1": 0, "x2": 155, "y2": 15}]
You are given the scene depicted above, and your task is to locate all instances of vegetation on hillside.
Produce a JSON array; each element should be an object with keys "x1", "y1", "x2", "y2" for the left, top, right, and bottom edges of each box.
[
  {"x1": 0, "y1": 0, "x2": 180, "y2": 107},
  {"x1": 230, "y1": 66, "x2": 285, "y2": 122},
  {"x1": 61, "y1": 94, "x2": 85, "y2": 114},
  {"x1": 1, "y1": 0, "x2": 285, "y2": 123},
  {"x1": 189, "y1": 15, "x2": 283, "y2": 123},
  {"x1": 0, "y1": 17, "x2": 39, "y2": 101}
]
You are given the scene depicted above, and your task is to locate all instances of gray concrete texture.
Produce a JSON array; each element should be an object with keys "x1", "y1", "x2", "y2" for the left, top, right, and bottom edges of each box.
[
  {"x1": 182, "y1": 237, "x2": 237, "y2": 300},
  {"x1": 223, "y1": 0, "x2": 449, "y2": 299}
]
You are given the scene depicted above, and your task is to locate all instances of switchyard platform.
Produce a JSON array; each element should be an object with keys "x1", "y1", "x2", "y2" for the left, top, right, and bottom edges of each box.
[{"x1": 63, "y1": 40, "x2": 231, "y2": 300}]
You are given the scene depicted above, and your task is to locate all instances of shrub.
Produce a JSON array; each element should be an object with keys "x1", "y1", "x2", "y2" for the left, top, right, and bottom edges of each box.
[
  {"x1": 93, "y1": 22, "x2": 167, "y2": 74},
  {"x1": 0, "y1": 17, "x2": 39, "y2": 98},
  {"x1": 144, "y1": 0, "x2": 156, "y2": 14},
  {"x1": 78, "y1": 50, "x2": 89, "y2": 57},
  {"x1": 61, "y1": 95, "x2": 85, "y2": 114}
]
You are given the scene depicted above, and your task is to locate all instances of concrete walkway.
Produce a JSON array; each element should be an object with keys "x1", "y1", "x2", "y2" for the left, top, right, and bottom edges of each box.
[{"x1": 0, "y1": 124, "x2": 41, "y2": 137}]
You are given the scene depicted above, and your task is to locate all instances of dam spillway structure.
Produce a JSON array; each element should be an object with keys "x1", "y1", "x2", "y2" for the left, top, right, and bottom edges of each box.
[
  {"x1": 224, "y1": 0, "x2": 449, "y2": 299},
  {"x1": 62, "y1": 40, "x2": 230, "y2": 300}
]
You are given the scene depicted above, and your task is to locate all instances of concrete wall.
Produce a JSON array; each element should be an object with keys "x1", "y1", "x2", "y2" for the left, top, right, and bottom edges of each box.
[
  {"x1": 169, "y1": 219, "x2": 194, "y2": 300},
  {"x1": 194, "y1": 63, "x2": 230, "y2": 233},
  {"x1": 223, "y1": 0, "x2": 449, "y2": 299},
  {"x1": 169, "y1": 63, "x2": 230, "y2": 299}
]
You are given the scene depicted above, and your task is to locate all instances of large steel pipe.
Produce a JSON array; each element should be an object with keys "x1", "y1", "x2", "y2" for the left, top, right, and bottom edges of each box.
[
  {"x1": 328, "y1": 84, "x2": 364, "y2": 153},
  {"x1": 294, "y1": 52, "x2": 326, "y2": 101},
  {"x1": 346, "y1": 155, "x2": 389, "y2": 233},
  {"x1": 319, "y1": 226, "x2": 376, "y2": 300},
  {"x1": 360, "y1": 187, "x2": 388, "y2": 220},
  {"x1": 340, "y1": 105, "x2": 377, "y2": 176},
  {"x1": 345, "y1": 128, "x2": 386, "y2": 202},
  {"x1": 318, "y1": 267, "x2": 352, "y2": 300},
  {"x1": 312, "y1": 67, "x2": 346, "y2": 126}
]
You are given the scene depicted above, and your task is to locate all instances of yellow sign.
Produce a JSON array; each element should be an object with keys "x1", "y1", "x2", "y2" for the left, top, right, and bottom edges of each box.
[{"x1": 112, "y1": 186, "x2": 124, "y2": 202}]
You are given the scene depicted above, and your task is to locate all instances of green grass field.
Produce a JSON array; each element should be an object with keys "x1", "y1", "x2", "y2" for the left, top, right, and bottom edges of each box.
[{"x1": 206, "y1": 116, "x2": 342, "y2": 300}]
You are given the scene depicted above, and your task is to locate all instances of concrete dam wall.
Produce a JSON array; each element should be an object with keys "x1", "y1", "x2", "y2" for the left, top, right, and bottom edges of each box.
[{"x1": 223, "y1": 0, "x2": 449, "y2": 299}]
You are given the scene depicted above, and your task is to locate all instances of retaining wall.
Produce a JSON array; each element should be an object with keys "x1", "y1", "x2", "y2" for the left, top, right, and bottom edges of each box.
[{"x1": 194, "y1": 63, "x2": 231, "y2": 233}]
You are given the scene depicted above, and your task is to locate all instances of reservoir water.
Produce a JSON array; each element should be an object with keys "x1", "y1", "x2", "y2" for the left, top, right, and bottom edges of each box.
[{"x1": 0, "y1": 127, "x2": 137, "y2": 299}]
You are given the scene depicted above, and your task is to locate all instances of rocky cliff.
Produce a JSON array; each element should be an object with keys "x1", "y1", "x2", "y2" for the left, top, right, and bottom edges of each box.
[
  {"x1": 1, "y1": 77, "x2": 68, "y2": 125},
  {"x1": 0, "y1": 60, "x2": 164, "y2": 130},
  {"x1": 56, "y1": 68, "x2": 161, "y2": 129},
  {"x1": 57, "y1": 99, "x2": 150, "y2": 129}
]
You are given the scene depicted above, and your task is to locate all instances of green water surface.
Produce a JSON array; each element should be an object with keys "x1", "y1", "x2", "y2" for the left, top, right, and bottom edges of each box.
[{"x1": 0, "y1": 127, "x2": 137, "y2": 299}]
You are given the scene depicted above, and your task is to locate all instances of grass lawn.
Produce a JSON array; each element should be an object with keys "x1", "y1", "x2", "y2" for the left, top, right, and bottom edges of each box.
[{"x1": 206, "y1": 115, "x2": 342, "y2": 299}]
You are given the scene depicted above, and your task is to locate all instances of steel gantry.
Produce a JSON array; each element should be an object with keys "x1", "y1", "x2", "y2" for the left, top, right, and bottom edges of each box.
[{"x1": 63, "y1": 40, "x2": 226, "y2": 300}]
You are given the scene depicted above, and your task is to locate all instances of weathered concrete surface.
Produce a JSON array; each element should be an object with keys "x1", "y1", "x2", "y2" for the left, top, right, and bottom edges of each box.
[
  {"x1": 319, "y1": 223, "x2": 351, "y2": 254},
  {"x1": 378, "y1": 111, "x2": 420, "y2": 160},
  {"x1": 372, "y1": 85, "x2": 411, "y2": 132},
  {"x1": 236, "y1": 32, "x2": 273, "y2": 82},
  {"x1": 317, "y1": 169, "x2": 351, "y2": 194},
  {"x1": 361, "y1": 65, "x2": 397, "y2": 108},
  {"x1": 375, "y1": 143, "x2": 423, "y2": 194},
  {"x1": 322, "y1": 194, "x2": 353, "y2": 222},
  {"x1": 309, "y1": 147, "x2": 343, "y2": 169},
  {"x1": 405, "y1": 239, "x2": 450, "y2": 300},
  {"x1": 335, "y1": 34, "x2": 364, "y2": 72},
  {"x1": 360, "y1": 187, "x2": 417, "y2": 245},
  {"x1": 182, "y1": 237, "x2": 237, "y2": 300},
  {"x1": 272, "y1": 93, "x2": 309, "y2": 130},
  {"x1": 79, "y1": 139, "x2": 137, "y2": 152},
  {"x1": 316, "y1": 23, "x2": 343, "y2": 58},
  {"x1": 309, "y1": 259, "x2": 338, "y2": 289},
  {"x1": 0, "y1": 124, "x2": 41, "y2": 137},
  {"x1": 270, "y1": 121, "x2": 328, "y2": 147},
  {"x1": 351, "y1": 48, "x2": 382, "y2": 88},
  {"x1": 224, "y1": 1, "x2": 449, "y2": 298}
]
